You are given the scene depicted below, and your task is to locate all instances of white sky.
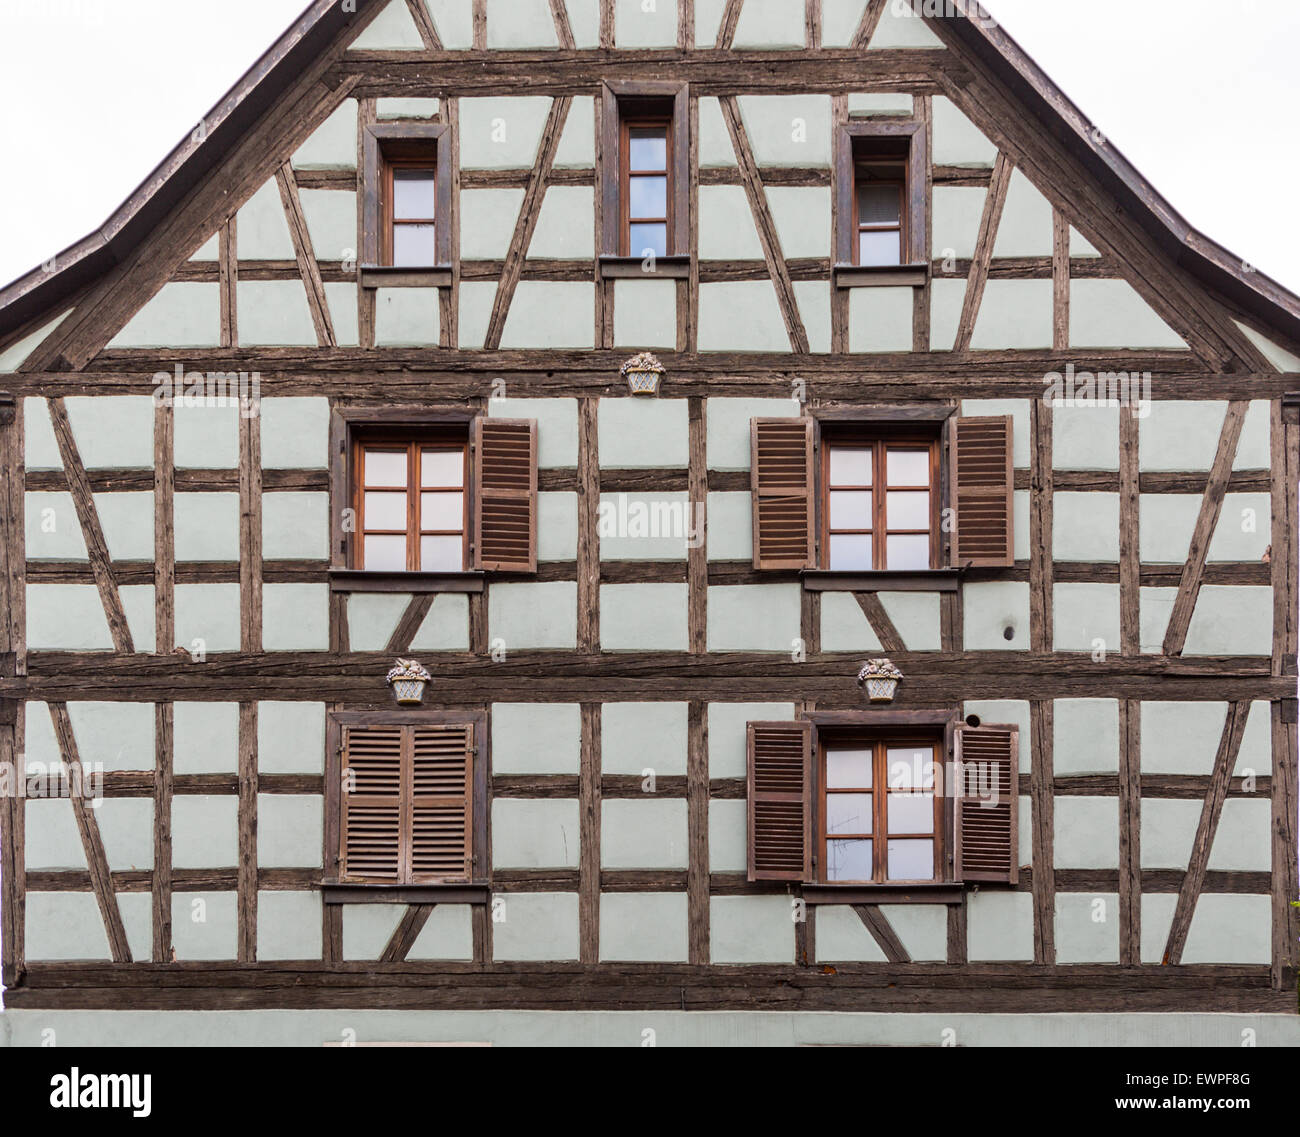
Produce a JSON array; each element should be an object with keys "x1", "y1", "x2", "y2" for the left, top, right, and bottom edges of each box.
[{"x1": 0, "y1": 0, "x2": 1296, "y2": 293}]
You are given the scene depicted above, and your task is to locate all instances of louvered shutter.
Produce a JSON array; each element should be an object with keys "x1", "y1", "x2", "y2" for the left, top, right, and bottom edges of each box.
[
  {"x1": 950, "y1": 415, "x2": 1014, "y2": 567},
  {"x1": 954, "y1": 724, "x2": 1019, "y2": 884},
  {"x1": 747, "y1": 721, "x2": 813, "y2": 882},
  {"x1": 751, "y1": 418, "x2": 816, "y2": 569},
  {"x1": 410, "y1": 723, "x2": 474, "y2": 883},
  {"x1": 473, "y1": 418, "x2": 537, "y2": 572},
  {"x1": 341, "y1": 725, "x2": 404, "y2": 882}
]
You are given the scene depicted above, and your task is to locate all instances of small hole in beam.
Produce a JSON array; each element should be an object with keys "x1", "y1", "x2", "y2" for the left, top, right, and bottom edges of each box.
[
  {"x1": 1002, "y1": 625, "x2": 1015, "y2": 641},
  {"x1": 965, "y1": 714, "x2": 981, "y2": 728}
]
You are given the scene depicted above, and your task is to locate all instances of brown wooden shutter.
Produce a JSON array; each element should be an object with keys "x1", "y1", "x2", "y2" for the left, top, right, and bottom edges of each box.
[
  {"x1": 950, "y1": 415, "x2": 1014, "y2": 567},
  {"x1": 340, "y1": 724, "x2": 403, "y2": 882},
  {"x1": 953, "y1": 724, "x2": 1019, "y2": 884},
  {"x1": 747, "y1": 720, "x2": 813, "y2": 882},
  {"x1": 410, "y1": 723, "x2": 474, "y2": 882},
  {"x1": 473, "y1": 417, "x2": 537, "y2": 572},
  {"x1": 751, "y1": 418, "x2": 815, "y2": 570}
]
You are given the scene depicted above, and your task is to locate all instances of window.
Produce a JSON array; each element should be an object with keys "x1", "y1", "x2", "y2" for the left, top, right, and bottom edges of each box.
[
  {"x1": 835, "y1": 120, "x2": 928, "y2": 277},
  {"x1": 621, "y1": 116, "x2": 672, "y2": 257},
  {"x1": 361, "y1": 123, "x2": 452, "y2": 274},
  {"x1": 387, "y1": 162, "x2": 438, "y2": 267},
  {"x1": 853, "y1": 151, "x2": 907, "y2": 267}
]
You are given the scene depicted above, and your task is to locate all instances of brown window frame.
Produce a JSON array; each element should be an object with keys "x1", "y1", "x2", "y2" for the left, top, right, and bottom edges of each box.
[
  {"x1": 618, "y1": 114, "x2": 673, "y2": 258},
  {"x1": 361, "y1": 122, "x2": 453, "y2": 275},
  {"x1": 834, "y1": 119, "x2": 928, "y2": 273},
  {"x1": 852, "y1": 157, "x2": 907, "y2": 268}
]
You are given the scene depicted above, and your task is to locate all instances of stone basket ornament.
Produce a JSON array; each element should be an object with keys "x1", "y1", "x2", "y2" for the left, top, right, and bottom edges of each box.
[
  {"x1": 857, "y1": 658, "x2": 904, "y2": 704},
  {"x1": 620, "y1": 351, "x2": 665, "y2": 396},
  {"x1": 386, "y1": 658, "x2": 432, "y2": 706}
]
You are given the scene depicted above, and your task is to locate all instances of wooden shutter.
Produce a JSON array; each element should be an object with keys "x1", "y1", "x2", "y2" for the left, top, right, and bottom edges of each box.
[
  {"x1": 473, "y1": 418, "x2": 537, "y2": 572},
  {"x1": 410, "y1": 723, "x2": 474, "y2": 882},
  {"x1": 950, "y1": 415, "x2": 1014, "y2": 567},
  {"x1": 747, "y1": 721, "x2": 813, "y2": 882},
  {"x1": 341, "y1": 725, "x2": 404, "y2": 882},
  {"x1": 953, "y1": 724, "x2": 1019, "y2": 884},
  {"x1": 751, "y1": 418, "x2": 815, "y2": 570}
]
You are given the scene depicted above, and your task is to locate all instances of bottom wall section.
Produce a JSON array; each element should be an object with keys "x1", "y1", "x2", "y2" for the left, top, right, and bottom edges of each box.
[{"x1": 2, "y1": 1009, "x2": 1298, "y2": 1047}]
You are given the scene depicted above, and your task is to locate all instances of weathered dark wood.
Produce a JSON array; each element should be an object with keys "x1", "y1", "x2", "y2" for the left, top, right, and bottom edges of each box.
[
  {"x1": 239, "y1": 403, "x2": 262, "y2": 653},
  {"x1": 953, "y1": 152, "x2": 1013, "y2": 352},
  {"x1": 1118, "y1": 699, "x2": 1140, "y2": 965},
  {"x1": 577, "y1": 397, "x2": 600, "y2": 652},
  {"x1": 716, "y1": 0, "x2": 744, "y2": 48},
  {"x1": 579, "y1": 703, "x2": 601, "y2": 963},
  {"x1": 237, "y1": 702, "x2": 258, "y2": 963},
  {"x1": 851, "y1": 0, "x2": 889, "y2": 48},
  {"x1": 406, "y1": 0, "x2": 442, "y2": 50},
  {"x1": 379, "y1": 903, "x2": 436, "y2": 963},
  {"x1": 384, "y1": 594, "x2": 436, "y2": 653},
  {"x1": 852, "y1": 592, "x2": 906, "y2": 652},
  {"x1": 687, "y1": 700, "x2": 709, "y2": 964},
  {"x1": 153, "y1": 703, "x2": 173, "y2": 963},
  {"x1": 218, "y1": 218, "x2": 237, "y2": 347},
  {"x1": 275, "y1": 163, "x2": 335, "y2": 347},
  {"x1": 1029, "y1": 699, "x2": 1054, "y2": 965},
  {"x1": 1052, "y1": 208, "x2": 1070, "y2": 351},
  {"x1": 852, "y1": 904, "x2": 911, "y2": 963}
]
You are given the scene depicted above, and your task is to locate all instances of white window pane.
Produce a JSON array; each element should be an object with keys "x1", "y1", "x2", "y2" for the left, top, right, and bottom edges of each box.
[
  {"x1": 859, "y1": 228, "x2": 900, "y2": 267},
  {"x1": 393, "y1": 224, "x2": 437, "y2": 266},
  {"x1": 628, "y1": 130, "x2": 666, "y2": 171},
  {"x1": 364, "y1": 492, "x2": 407, "y2": 531},
  {"x1": 629, "y1": 222, "x2": 667, "y2": 258},
  {"x1": 828, "y1": 447, "x2": 872, "y2": 486},
  {"x1": 826, "y1": 839, "x2": 873, "y2": 882},
  {"x1": 887, "y1": 838, "x2": 933, "y2": 881},
  {"x1": 857, "y1": 182, "x2": 901, "y2": 225},
  {"x1": 826, "y1": 748, "x2": 872, "y2": 788},
  {"x1": 887, "y1": 449, "x2": 929, "y2": 485},
  {"x1": 886, "y1": 747, "x2": 936, "y2": 790},
  {"x1": 420, "y1": 535, "x2": 462, "y2": 572},
  {"x1": 887, "y1": 490, "x2": 930, "y2": 530},
  {"x1": 828, "y1": 533, "x2": 872, "y2": 570},
  {"x1": 364, "y1": 534, "x2": 406, "y2": 571},
  {"x1": 887, "y1": 793, "x2": 934, "y2": 835},
  {"x1": 421, "y1": 491, "x2": 463, "y2": 531},
  {"x1": 828, "y1": 490, "x2": 872, "y2": 531},
  {"x1": 885, "y1": 533, "x2": 930, "y2": 570},
  {"x1": 393, "y1": 168, "x2": 436, "y2": 219},
  {"x1": 421, "y1": 448, "x2": 463, "y2": 488},
  {"x1": 826, "y1": 793, "x2": 872, "y2": 836},
  {"x1": 364, "y1": 449, "x2": 407, "y2": 487},
  {"x1": 629, "y1": 175, "x2": 667, "y2": 218}
]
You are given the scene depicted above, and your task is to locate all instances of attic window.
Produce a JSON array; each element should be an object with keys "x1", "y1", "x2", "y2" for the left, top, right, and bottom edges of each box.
[{"x1": 361, "y1": 123, "x2": 452, "y2": 284}]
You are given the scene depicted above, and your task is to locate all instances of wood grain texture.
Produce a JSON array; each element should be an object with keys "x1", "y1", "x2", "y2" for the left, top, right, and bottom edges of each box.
[
  {"x1": 577, "y1": 397, "x2": 600, "y2": 653},
  {"x1": 852, "y1": 0, "x2": 889, "y2": 48},
  {"x1": 356, "y1": 97, "x2": 377, "y2": 350},
  {"x1": 1029, "y1": 699, "x2": 1054, "y2": 965},
  {"x1": 688, "y1": 398, "x2": 707, "y2": 653},
  {"x1": 385, "y1": 594, "x2": 435, "y2": 654},
  {"x1": 218, "y1": 218, "x2": 237, "y2": 348},
  {"x1": 1052, "y1": 208, "x2": 1070, "y2": 351},
  {"x1": 380, "y1": 903, "x2": 436, "y2": 962},
  {"x1": 579, "y1": 703, "x2": 601, "y2": 963},
  {"x1": 237, "y1": 702, "x2": 258, "y2": 962},
  {"x1": 406, "y1": 0, "x2": 442, "y2": 50},
  {"x1": 687, "y1": 700, "x2": 710, "y2": 964},
  {"x1": 853, "y1": 904, "x2": 911, "y2": 963},
  {"x1": 946, "y1": 900, "x2": 967, "y2": 965},
  {"x1": 953, "y1": 152, "x2": 1013, "y2": 352},
  {"x1": 853, "y1": 592, "x2": 906, "y2": 653},
  {"x1": 238, "y1": 406, "x2": 263, "y2": 653},
  {"x1": 912, "y1": 94, "x2": 933, "y2": 353},
  {"x1": 275, "y1": 163, "x2": 335, "y2": 347},
  {"x1": 548, "y1": 0, "x2": 576, "y2": 49},
  {"x1": 1119, "y1": 405, "x2": 1140, "y2": 655},
  {"x1": 1029, "y1": 399, "x2": 1053, "y2": 653},
  {"x1": 716, "y1": 0, "x2": 744, "y2": 48},
  {"x1": 473, "y1": 0, "x2": 487, "y2": 50},
  {"x1": 154, "y1": 399, "x2": 175, "y2": 654},
  {"x1": 1118, "y1": 698, "x2": 1140, "y2": 965}
]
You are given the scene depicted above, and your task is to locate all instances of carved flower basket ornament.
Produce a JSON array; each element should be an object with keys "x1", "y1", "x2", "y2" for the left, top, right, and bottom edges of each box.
[
  {"x1": 620, "y1": 351, "x2": 665, "y2": 396},
  {"x1": 857, "y1": 658, "x2": 904, "y2": 704},
  {"x1": 386, "y1": 658, "x2": 432, "y2": 706}
]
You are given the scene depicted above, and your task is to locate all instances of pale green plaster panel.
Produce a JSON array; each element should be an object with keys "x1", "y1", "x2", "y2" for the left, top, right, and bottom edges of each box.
[
  {"x1": 461, "y1": 188, "x2": 525, "y2": 257},
  {"x1": 1054, "y1": 797, "x2": 1118, "y2": 868},
  {"x1": 874, "y1": 592, "x2": 941, "y2": 651},
  {"x1": 1235, "y1": 400, "x2": 1271, "y2": 470},
  {"x1": 410, "y1": 593, "x2": 470, "y2": 650},
  {"x1": 967, "y1": 890, "x2": 1034, "y2": 961},
  {"x1": 600, "y1": 491, "x2": 691, "y2": 561},
  {"x1": 705, "y1": 397, "x2": 802, "y2": 470},
  {"x1": 428, "y1": 0, "x2": 474, "y2": 50},
  {"x1": 26, "y1": 491, "x2": 87, "y2": 560},
  {"x1": 257, "y1": 891, "x2": 322, "y2": 961},
  {"x1": 705, "y1": 490, "x2": 752, "y2": 561},
  {"x1": 599, "y1": 893, "x2": 688, "y2": 961},
  {"x1": 1054, "y1": 698, "x2": 1119, "y2": 775},
  {"x1": 932, "y1": 186, "x2": 987, "y2": 260},
  {"x1": 848, "y1": 285, "x2": 913, "y2": 353},
  {"x1": 489, "y1": 397, "x2": 579, "y2": 467},
  {"x1": 695, "y1": 0, "x2": 727, "y2": 46},
  {"x1": 736, "y1": 95, "x2": 832, "y2": 167},
  {"x1": 601, "y1": 583, "x2": 689, "y2": 650},
  {"x1": 0, "y1": 310, "x2": 71, "y2": 370},
  {"x1": 1013, "y1": 489, "x2": 1030, "y2": 561},
  {"x1": 25, "y1": 893, "x2": 111, "y2": 961},
  {"x1": 1184, "y1": 586, "x2": 1271, "y2": 657},
  {"x1": 502, "y1": 282, "x2": 595, "y2": 349},
  {"x1": 883, "y1": 905, "x2": 948, "y2": 962},
  {"x1": 374, "y1": 286, "x2": 440, "y2": 347},
  {"x1": 991, "y1": 170, "x2": 1054, "y2": 258},
  {"x1": 972, "y1": 280, "x2": 1053, "y2": 350},
  {"x1": 708, "y1": 799, "x2": 747, "y2": 872},
  {"x1": 698, "y1": 185, "x2": 765, "y2": 260},
  {"x1": 343, "y1": 905, "x2": 405, "y2": 961},
  {"x1": 493, "y1": 799, "x2": 580, "y2": 867},
  {"x1": 174, "y1": 401, "x2": 239, "y2": 469},
  {"x1": 562, "y1": 0, "x2": 600, "y2": 48},
  {"x1": 602, "y1": 799, "x2": 688, "y2": 868},
  {"x1": 23, "y1": 398, "x2": 62, "y2": 469},
  {"x1": 108, "y1": 282, "x2": 220, "y2": 348},
  {"x1": 615, "y1": 0, "x2": 677, "y2": 46},
  {"x1": 459, "y1": 99, "x2": 549, "y2": 170},
  {"x1": 931, "y1": 97, "x2": 997, "y2": 167},
  {"x1": 487, "y1": 0, "x2": 558, "y2": 47},
  {"x1": 174, "y1": 702, "x2": 239, "y2": 775},
  {"x1": 1140, "y1": 701, "x2": 1231, "y2": 776},
  {"x1": 25, "y1": 799, "x2": 83, "y2": 870},
  {"x1": 376, "y1": 97, "x2": 440, "y2": 119},
  {"x1": 697, "y1": 97, "x2": 737, "y2": 167},
  {"x1": 613, "y1": 278, "x2": 677, "y2": 349},
  {"x1": 962, "y1": 580, "x2": 1030, "y2": 652},
  {"x1": 707, "y1": 702, "x2": 796, "y2": 778},
  {"x1": 928, "y1": 277, "x2": 965, "y2": 349},
  {"x1": 554, "y1": 95, "x2": 595, "y2": 166},
  {"x1": 124, "y1": 585, "x2": 157, "y2": 654},
  {"x1": 258, "y1": 702, "x2": 327, "y2": 775},
  {"x1": 528, "y1": 186, "x2": 595, "y2": 258},
  {"x1": 1070, "y1": 279, "x2": 1186, "y2": 350},
  {"x1": 27, "y1": 585, "x2": 111, "y2": 650},
  {"x1": 815, "y1": 905, "x2": 889, "y2": 962},
  {"x1": 1236, "y1": 701, "x2": 1272, "y2": 776},
  {"x1": 408, "y1": 906, "x2": 474, "y2": 960},
  {"x1": 698, "y1": 280, "x2": 790, "y2": 352},
  {"x1": 1054, "y1": 893, "x2": 1120, "y2": 964},
  {"x1": 64, "y1": 701, "x2": 153, "y2": 772},
  {"x1": 821, "y1": 0, "x2": 868, "y2": 48},
  {"x1": 1209, "y1": 493, "x2": 1270, "y2": 561},
  {"x1": 326, "y1": 282, "x2": 360, "y2": 347},
  {"x1": 1052, "y1": 402, "x2": 1120, "y2": 471},
  {"x1": 1139, "y1": 494, "x2": 1197, "y2": 563},
  {"x1": 237, "y1": 280, "x2": 317, "y2": 346},
  {"x1": 492, "y1": 703, "x2": 581, "y2": 774},
  {"x1": 263, "y1": 583, "x2": 330, "y2": 651},
  {"x1": 172, "y1": 795, "x2": 237, "y2": 868},
  {"x1": 868, "y1": 3, "x2": 943, "y2": 48},
  {"x1": 65, "y1": 397, "x2": 154, "y2": 468},
  {"x1": 1138, "y1": 401, "x2": 1224, "y2": 471},
  {"x1": 1141, "y1": 800, "x2": 1204, "y2": 870},
  {"x1": 260, "y1": 398, "x2": 331, "y2": 469},
  {"x1": 1235, "y1": 321, "x2": 1300, "y2": 372},
  {"x1": 707, "y1": 583, "x2": 800, "y2": 652},
  {"x1": 1139, "y1": 894, "x2": 1176, "y2": 962},
  {"x1": 602, "y1": 702, "x2": 689, "y2": 776},
  {"x1": 710, "y1": 896, "x2": 795, "y2": 963},
  {"x1": 1053, "y1": 491, "x2": 1119, "y2": 562},
  {"x1": 119, "y1": 894, "x2": 154, "y2": 962},
  {"x1": 732, "y1": 0, "x2": 804, "y2": 48},
  {"x1": 1209, "y1": 800, "x2": 1271, "y2": 872},
  {"x1": 237, "y1": 180, "x2": 296, "y2": 260},
  {"x1": 963, "y1": 700, "x2": 1031, "y2": 774},
  {"x1": 491, "y1": 893, "x2": 580, "y2": 961},
  {"x1": 348, "y1": 0, "x2": 423, "y2": 49},
  {"x1": 171, "y1": 892, "x2": 237, "y2": 960},
  {"x1": 1053, "y1": 582, "x2": 1119, "y2": 653},
  {"x1": 262, "y1": 491, "x2": 329, "y2": 560},
  {"x1": 347, "y1": 594, "x2": 409, "y2": 653},
  {"x1": 299, "y1": 189, "x2": 356, "y2": 262},
  {"x1": 1139, "y1": 586, "x2": 1175, "y2": 654},
  {"x1": 489, "y1": 581, "x2": 578, "y2": 648},
  {"x1": 1181, "y1": 895, "x2": 1271, "y2": 964},
  {"x1": 258, "y1": 795, "x2": 323, "y2": 868},
  {"x1": 291, "y1": 99, "x2": 358, "y2": 169},
  {"x1": 847, "y1": 92, "x2": 914, "y2": 116},
  {"x1": 794, "y1": 280, "x2": 832, "y2": 353},
  {"x1": 1070, "y1": 227, "x2": 1101, "y2": 257},
  {"x1": 174, "y1": 492, "x2": 239, "y2": 561},
  {"x1": 599, "y1": 396, "x2": 688, "y2": 467},
  {"x1": 539, "y1": 491, "x2": 578, "y2": 560}
]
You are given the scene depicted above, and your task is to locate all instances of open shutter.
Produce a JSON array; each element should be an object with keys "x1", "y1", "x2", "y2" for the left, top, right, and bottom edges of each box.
[
  {"x1": 747, "y1": 720, "x2": 813, "y2": 882},
  {"x1": 950, "y1": 415, "x2": 1014, "y2": 567},
  {"x1": 341, "y1": 725, "x2": 403, "y2": 882},
  {"x1": 410, "y1": 722, "x2": 474, "y2": 883},
  {"x1": 751, "y1": 418, "x2": 815, "y2": 570},
  {"x1": 473, "y1": 417, "x2": 537, "y2": 572},
  {"x1": 954, "y1": 724, "x2": 1019, "y2": 884}
]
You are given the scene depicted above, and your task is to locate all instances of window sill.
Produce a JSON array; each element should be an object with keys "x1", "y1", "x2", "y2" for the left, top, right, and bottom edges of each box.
[
  {"x1": 801, "y1": 569, "x2": 961, "y2": 593},
  {"x1": 359, "y1": 265, "x2": 453, "y2": 289},
  {"x1": 833, "y1": 262, "x2": 929, "y2": 289},
  {"x1": 323, "y1": 883, "x2": 490, "y2": 905},
  {"x1": 801, "y1": 883, "x2": 964, "y2": 905},
  {"x1": 597, "y1": 254, "x2": 691, "y2": 279},
  {"x1": 328, "y1": 569, "x2": 486, "y2": 593}
]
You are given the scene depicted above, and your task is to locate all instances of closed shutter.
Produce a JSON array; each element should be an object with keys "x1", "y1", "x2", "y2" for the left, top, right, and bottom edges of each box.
[
  {"x1": 747, "y1": 720, "x2": 813, "y2": 882},
  {"x1": 950, "y1": 415, "x2": 1014, "y2": 567},
  {"x1": 341, "y1": 725, "x2": 403, "y2": 882},
  {"x1": 953, "y1": 724, "x2": 1019, "y2": 884},
  {"x1": 411, "y1": 723, "x2": 474, "y2": 882},
  {"x1": 473, "y1": 417, "x2": 537, "y2": 572},
  {"x1": 751, "y1": 418, "x2": 816, "y2": 570}
]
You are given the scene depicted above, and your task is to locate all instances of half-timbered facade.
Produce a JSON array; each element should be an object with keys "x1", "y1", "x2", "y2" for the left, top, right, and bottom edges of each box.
[{"x1": 0, "y1": 0, "x2": 1297, "y2": 1045}]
